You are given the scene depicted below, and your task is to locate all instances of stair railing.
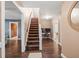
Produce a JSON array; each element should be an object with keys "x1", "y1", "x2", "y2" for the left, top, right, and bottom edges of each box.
[
  {"x1": 25, "y1": 12, "x2": 32, "y2": 48},
  {"x1": 38, "y1": 16, "x2": 42, "y2": 50}
]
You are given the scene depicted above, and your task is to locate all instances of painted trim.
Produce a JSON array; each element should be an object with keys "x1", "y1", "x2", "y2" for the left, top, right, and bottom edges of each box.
[
  {"x1": 25, "y1": 12, "x2": 32, "y2": 47},
  {"x1": 1, "y1": 1, "x2": 5, "y2": 58},
  {"x1": 38, "y1": 8, "x2": 42, "y2": 50},
  {"x1": 21, "y1": 14, "x2": 25, "y2": 52},
  {"x1": 39, "y1": 24, "x2": 42, "y2": 50}
]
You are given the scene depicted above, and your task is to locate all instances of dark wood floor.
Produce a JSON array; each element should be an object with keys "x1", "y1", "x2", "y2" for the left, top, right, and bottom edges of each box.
[
  {"x1": 5, "y1": 40, "x2": 21, "y2": 58},
  {"x1": 5, "y1": 38, "x2": 61, "y2": 58},
  {"x1": 42, "y1": 38, "x2": 61, "y2": 58}
]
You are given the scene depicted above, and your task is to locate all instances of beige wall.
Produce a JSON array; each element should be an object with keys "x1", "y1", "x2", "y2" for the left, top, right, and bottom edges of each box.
[
  {"x1": 60, "y1": 1, "x2": 79, "y2": 58},
  {"x1": 0, "y1": 2, "x2": 2, "y2": 58},
  {"x1": 0, "y1": 2, "x2": 1, "y2": 41},
  {"x1": 0, "y1": 2, "x2": 1, "y2": 57}
]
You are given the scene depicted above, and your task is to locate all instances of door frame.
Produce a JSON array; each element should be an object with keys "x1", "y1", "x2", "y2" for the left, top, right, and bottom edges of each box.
[{"x1": 9, "y1": 22, "x2": 18, "y2": 39}]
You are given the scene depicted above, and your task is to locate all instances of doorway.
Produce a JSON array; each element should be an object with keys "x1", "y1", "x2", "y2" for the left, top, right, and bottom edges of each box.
[
  {"x1": 5, "y1": 21, "x2": 21, "y2": 58},
  {"x1": 9, "y1": 22, "x2": 18, "y2": 39}
]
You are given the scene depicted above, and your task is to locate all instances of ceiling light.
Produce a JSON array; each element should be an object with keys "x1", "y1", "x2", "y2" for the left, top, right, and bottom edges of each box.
[{"x1": 42, "y1": 15, "x2": 52, "y2": 20}]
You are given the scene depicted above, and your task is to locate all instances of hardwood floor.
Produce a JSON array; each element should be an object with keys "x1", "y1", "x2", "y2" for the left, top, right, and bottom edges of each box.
[
  {"x1": 5, "y1": 40, "x2": 21, "y2": 58},
  {"x1": 42, "y1": 38, "x2": 61, "y2": 58},
  {"x1": 5, "y1": 38, "x2": 61, "y2": 58}
]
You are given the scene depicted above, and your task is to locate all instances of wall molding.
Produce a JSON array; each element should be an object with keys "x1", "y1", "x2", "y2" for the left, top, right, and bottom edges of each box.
[{"x1": 61, "y1": 53, "x2": 67, "y2": 58}]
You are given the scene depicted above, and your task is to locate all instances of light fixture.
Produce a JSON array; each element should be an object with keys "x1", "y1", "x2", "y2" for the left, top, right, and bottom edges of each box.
[{"x1": 42, "y1": 15, "x2": 52, "y2": 20}]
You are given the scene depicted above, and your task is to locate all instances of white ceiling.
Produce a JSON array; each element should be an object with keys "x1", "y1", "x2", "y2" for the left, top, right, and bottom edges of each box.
[
  {"x1": 17, "y1": 1, "x2": 63, "y2": 18},
  {"x1": 5, "y1": 1, "x2": 63, "y2": 19}
]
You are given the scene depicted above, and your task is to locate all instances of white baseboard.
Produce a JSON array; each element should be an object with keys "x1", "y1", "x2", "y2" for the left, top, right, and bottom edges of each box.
[
  {"x1": 52, "y1": 38, "x2": 67, "y2": 58},
  {"x1": 61, "y1": 53, "x2": 66, "y2": 58}
]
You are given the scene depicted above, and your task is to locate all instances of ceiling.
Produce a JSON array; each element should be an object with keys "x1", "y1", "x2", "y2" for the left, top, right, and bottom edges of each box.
[
  {"x1": 5, "y1": 1, "x2": 63, "y2": 19},
  {"x1": 16, "y1": 1, "x2": 63, "y2": 18}
]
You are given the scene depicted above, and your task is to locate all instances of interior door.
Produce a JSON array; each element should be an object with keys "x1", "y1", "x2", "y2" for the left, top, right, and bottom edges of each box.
[{"x1": 9, "y1": 22, "x2": 18, "y2": 39}]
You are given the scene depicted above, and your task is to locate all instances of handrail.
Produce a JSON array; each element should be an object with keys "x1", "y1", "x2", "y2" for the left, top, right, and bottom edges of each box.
[{"x1": 25, "y1": 12, "x2": 32, "y2": 47}]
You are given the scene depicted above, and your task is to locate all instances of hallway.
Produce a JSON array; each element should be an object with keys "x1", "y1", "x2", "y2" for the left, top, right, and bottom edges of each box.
[
  {"x1": 4, "y1": 1, "x2": 62, "y2": 58},
  {"x1": 5, "y1": 38, "x2": 61, "y2": 58},
  {"x1": 0, "y1": 1, "x2": 78, "y2": 58}
]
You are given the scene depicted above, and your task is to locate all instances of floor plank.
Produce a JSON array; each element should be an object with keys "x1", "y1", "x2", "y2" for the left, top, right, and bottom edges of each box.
[
  {"x1": 42, "y1": 38, "x2": 61, "y2": 58},
  {"x1": 5, "y1": 40, "x2": 21, "y2": 58},
  {"x1": 5, "y1": 38, "x2": 61, "y2": 58}
]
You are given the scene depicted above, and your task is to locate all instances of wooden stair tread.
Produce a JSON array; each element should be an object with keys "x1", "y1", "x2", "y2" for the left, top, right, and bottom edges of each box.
[
  {"x1": 29, "y1": 29, "x2": 38, "y2": 31},
  {"x1": 29, "y1": 31, "x2": 38, "y2": 34},
  {"x1": 28, "y1": 40, "x2": 39, "y2": 42},
  {"x1": 30, "y1": 25, "x2": 38, "y2": 26},
  {"x1": 29, "y1": 34, "x2": 38, "y2": 35},
  {"x1": 30, "y1": 27, "x2": 38, "y2": 29},
  {"x1": 28, "y1": 33, "x2": 39, "y2": 36},
  {"x1": 27, "y1": 45, "x2": 39, "y2": 47},
  {"x1": 29, "y1": 28, "x2": 38, "y2": 30},
  {"x1": 30, "y1": 23, "x2": 38, "y2": 25},
  {"x1": 29, "y1": 31, "x2": 38, "y2": 32},
  {"x1": 28, "y1": 37, "x2": 39, "y2": 40},
  {"x1": 29, "y1": 32, "x2": 38, "y2": 34},
  {"x1": 30, "y1": 24, "x2": 38, "y2": 25},
  {"x1": 28, "y1": 37, "x2": 39, "y2": 38},
  {"x1": 30, "y1": 26, "x2": 38, "y2": 28},
  {"x1": 28, "y1": 34, "x2": 38, "y2": 37}
]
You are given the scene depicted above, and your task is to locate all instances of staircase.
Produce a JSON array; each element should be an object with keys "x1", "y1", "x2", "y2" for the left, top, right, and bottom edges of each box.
[{"x1": 26, "y1": 18, "x2": 39, "y2": 51}]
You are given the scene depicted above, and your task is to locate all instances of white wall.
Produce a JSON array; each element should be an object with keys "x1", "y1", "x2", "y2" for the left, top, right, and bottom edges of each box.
[
  {"x1": 1, "y1": 1, "x2": 5, "y2": 58},
  {"x1": 31, "y1": 8, "x2": 39, "y2": 18}
]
